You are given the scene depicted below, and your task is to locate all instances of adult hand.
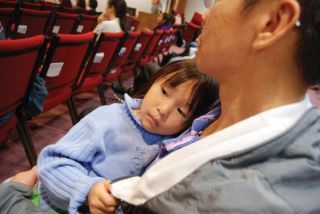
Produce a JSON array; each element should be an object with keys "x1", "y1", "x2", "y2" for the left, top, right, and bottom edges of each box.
[
  {"x1": 88, "y1": 180, "x2": 119, "y2": 214},
  {"x1": 97, "y1": 13, "x2": 107, "y2": 24},
  {"x1": 11, "y1": 166, "x2": 38, "y2": 187}
]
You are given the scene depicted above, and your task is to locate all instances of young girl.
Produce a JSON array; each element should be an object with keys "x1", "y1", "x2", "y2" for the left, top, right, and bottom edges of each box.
[
  {"x1": 36, "y1": 59, "x2": 220, "y2": 213},
  {"x1": 94, "y1": 0, "x2": 128, "y2": 34},
  {"x1": 154, "y1": 12, "x2": 175, "y2": 31}
]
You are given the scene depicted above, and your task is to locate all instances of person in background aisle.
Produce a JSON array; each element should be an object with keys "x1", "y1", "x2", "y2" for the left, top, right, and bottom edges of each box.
[
  {"x1": 151, "y1": 0, "x2": 162, "y2": 14},
  {"x1": 154, "y1": 12, "x2": 175, "y2": 30},
  {"x1": 36, "y1": 59, "x2": 220, "y2": 214},
  {"x1": 94, "y1": 0, "x2": 128, "y2": 34}
]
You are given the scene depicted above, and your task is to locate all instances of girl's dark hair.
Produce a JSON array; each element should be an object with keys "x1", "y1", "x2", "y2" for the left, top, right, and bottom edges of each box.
[
  {"x1": 162, "y1": 13, "x2": 175, "y2": 26},
  {"x1": 243, "y1": 0, "x2": 320, "y2": 86},
  {"x1": 76, "y1": 0, "x2": 86, "y2": 9},
  {"x1": 108, "y1": 0, "x2": 129, "y2": 32},
  {"x1": 137, "y1": 59, "x2": 220, "y2": 127}
]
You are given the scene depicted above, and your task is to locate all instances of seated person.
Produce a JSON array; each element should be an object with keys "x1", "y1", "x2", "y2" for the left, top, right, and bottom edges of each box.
[
  {"x1": 154, "y1": 12, "x2": 175, "y2": 30},
  {"x1": 36, "y1": 59, "x2": 220, "y2": 213},
  {"x1": 94, "y1": 0, "x2": 128, "y2": 34}
]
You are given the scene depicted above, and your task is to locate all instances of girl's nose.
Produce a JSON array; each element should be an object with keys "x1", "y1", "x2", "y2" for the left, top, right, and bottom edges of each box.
[{"x1": 157, "y1": 104, "x2": 171, "y2": 119}]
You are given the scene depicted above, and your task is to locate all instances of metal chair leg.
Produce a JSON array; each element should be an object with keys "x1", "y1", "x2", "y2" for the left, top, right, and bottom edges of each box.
[
  {"x1": 16, "y1": 114, "x2": 37, "y2": 166},
  {"x1": 66, "y1": 96, "x2": 78, "y2": 125},
  {"x1": 98, "y1": 84, "x2": 107, "y2": 105}
]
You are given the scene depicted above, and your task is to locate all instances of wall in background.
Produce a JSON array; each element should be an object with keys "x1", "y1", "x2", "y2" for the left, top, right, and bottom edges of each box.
[
  {"x1": 184, "y1": 0, "x2": 206, "y2": 22},
  {"x1": 96, "y1": 0, "x2": 155, "y2": 14},
  {"x1": 96, "y1": 0, "x2": 206, "y2": 22}
]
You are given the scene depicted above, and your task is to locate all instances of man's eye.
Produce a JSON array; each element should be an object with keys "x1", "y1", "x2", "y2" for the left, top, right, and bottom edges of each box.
[
  {"x1": 161, "y1": 87, "x2": 168, "y2": 96},
  {"x1": 177, "y1": 108, "x2": 187, "y2": 118}
]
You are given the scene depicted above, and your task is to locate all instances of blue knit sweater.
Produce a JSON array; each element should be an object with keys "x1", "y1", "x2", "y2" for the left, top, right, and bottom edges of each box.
[{"x1": 37, "y1": 95, "x2": 165, "y2": 213}]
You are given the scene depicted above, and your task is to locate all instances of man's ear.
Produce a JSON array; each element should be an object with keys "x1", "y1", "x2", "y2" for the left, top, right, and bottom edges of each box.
[{"x1": 253, "y1": 0, "x2": 300, "y2": 50}]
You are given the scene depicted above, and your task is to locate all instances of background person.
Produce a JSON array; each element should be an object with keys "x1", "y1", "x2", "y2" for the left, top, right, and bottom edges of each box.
[{"x1": 94, "y1": 0, "x2": 128, "y2": 34}]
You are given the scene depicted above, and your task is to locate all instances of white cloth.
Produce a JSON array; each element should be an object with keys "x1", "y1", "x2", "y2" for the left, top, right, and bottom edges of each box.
[
  {"x1": 94, "y1": 18, "x2": 122, "y2": 34},
  {"x1": 111, "y1": 96, "x2": 312, "y2": 205}
]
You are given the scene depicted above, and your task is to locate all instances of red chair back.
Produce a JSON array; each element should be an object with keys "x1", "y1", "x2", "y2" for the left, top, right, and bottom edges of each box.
[
  {"x1": 41, "y1": 32, "x2": 95, "y2": 111},
  {"x1": 22, "y1": 2, "x2": 42, "y2": 10},
  {"x1": 0, "y1": 35, "x2": 46, "y2": 116},
  {"x1": 183, "y1": 22, "x2": 201, "y2": 43},
  {"x1": 191, "y1": 12, "x2": 203, "y2": 26},
  {"x1": 141, "y1": 30, "x2": 163, "y2": 60},
  {"x1": 0, "y1": 0, "x2": 16, "y2": 8},
  {"x1": 74, "y1": 14, "x2": 97, "y2": 34},
  {"x1": 11, "y1": 8, "x2": 52, "y2": 39},
  {"x1": 0, "y1": 35, "x2": 47, "y2": 164},
  {"x1": 75, "y1": 32, "x2": 125, "y2": 91},
  {"x1": 0, "y1": 7, "x2": 14, "y2": 35},
  {"x1": 40, "y1": 3, "x2": 60, "y2": 12},
  {"x1": 60, "y1": 6, "x2": 79, "y2": 14},
  {"x1": 151, "y1": 30, "x2": 170, "y2": 56},
  {"x1": 50, "y1": 12, "x2": 79, "y2": 34},
  {"x1": 126, "y1": 31, "x2": 153, "y2": 64},
  {"x1": 104, "y1": 31, "x2": 140, "y2": 81}
]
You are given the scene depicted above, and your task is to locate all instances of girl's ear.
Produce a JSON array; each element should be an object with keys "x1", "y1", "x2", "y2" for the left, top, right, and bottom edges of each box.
[{"x1": 252, "y1": 0, "x2": 300, "y2": 51}]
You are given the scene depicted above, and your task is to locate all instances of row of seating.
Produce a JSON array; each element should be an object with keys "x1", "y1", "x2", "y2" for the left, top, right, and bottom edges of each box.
[
  {"x1": 0, "y1": 6, "x2": 97, "y2": 39},
  {"x1": 0, "y1": 0, "x2": 98, "y2": 15},
  {"x1": 0, "y1": 29, "x2": 177, "y2": 166}
]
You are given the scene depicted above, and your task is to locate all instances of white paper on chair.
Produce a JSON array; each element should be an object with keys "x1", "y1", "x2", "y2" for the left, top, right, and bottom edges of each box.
[
  {"x1": 77, "y1": 25, "x2": 84, "y2": 33},
  {"x1": 110, "y1": 68, "x2": 117, "y2": 74},
  {"x1": 52, "y1": 26, "x2": 60, "y2": 33},
  {"x1": 93, "y1": 52, "x2": 104, "y2": 63},
  {"x1": 134, "y1": 43, "x2": 142, "y2": 51},
  {"x1": 47, "y1": 62, "x2": 64, "y2": 77},
  {"x1": 17, "y1": 25, "x2": 27, "y2": 34},
  {"x1": 118, "y1": 47, "x2": 126, "y2": 56}
]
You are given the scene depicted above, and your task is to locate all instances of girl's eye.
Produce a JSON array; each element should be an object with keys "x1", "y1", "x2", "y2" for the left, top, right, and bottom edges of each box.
[
  {"x1": 177, "y1": 108, "x2": 187, "y2": 118},
  {"x1": 161, "y1": 87, "x2": 168, "y2": 96}
]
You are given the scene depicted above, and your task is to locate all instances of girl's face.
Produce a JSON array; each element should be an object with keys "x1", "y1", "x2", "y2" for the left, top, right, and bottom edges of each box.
[
  {"x1": 136, "y1": 77, "x2": 196, "y2": 135},
  {"x1": 196, "y1": 0, "x2": 256, "y2": 83},
  {"x1": 104, "y1": 4, "x2": 115, "y2": 19}
]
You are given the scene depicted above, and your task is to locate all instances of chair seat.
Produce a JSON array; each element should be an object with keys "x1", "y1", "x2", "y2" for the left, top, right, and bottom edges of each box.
[
  {"x1": 76, "y1": 75, "x2": 103, "y2": 94},
  {"x1": 43, "y1": 88, "x2": 72, "y2": 112},
  {"x1": 0, "y1": 114, "x2": 17, "y2": 142}
]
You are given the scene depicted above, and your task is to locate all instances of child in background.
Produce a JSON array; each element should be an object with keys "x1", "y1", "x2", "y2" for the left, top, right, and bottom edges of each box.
[
  {"x1": 154, "y1": 12, "x2": 175, "y2": 30},
  {"x1": 37, "y1": 59, "x2": 220, "y2": 213}
]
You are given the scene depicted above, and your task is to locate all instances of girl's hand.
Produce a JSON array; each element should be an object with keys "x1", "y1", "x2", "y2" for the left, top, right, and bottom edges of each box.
[
  {"x1": 87, "y1": 180, "x2": 119, "y2": 214},
  {"x1": 97, "y1": 13, "x2": 107, "y2": 24}
]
